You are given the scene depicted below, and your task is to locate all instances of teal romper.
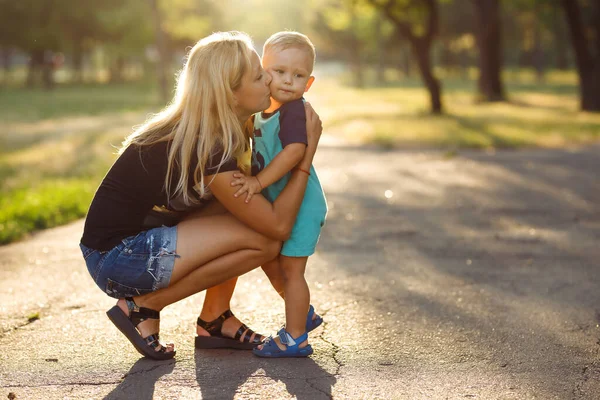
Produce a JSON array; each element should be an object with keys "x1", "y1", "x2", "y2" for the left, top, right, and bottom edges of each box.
[{"x1": 252, "y1": 98, "x2": 327, "y2": 257}]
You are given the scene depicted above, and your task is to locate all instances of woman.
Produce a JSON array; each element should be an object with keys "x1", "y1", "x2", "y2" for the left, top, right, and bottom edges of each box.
[{"x1": 79, "y1": 31, "x2": 322, "y2": 360}]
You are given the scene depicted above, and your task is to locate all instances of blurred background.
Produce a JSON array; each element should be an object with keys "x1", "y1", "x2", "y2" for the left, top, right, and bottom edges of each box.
[{"x1": 0, "y1": 0, "x2": 599, "y2": 245}]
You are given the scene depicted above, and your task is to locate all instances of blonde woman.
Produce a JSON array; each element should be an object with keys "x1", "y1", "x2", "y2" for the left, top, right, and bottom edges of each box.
[{"x1": 79, "y1": 31, "x2": 322, "y2": 360}]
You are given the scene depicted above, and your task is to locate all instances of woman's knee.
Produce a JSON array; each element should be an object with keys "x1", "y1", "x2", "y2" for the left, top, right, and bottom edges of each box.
[{"x1": 260, "y1": 236, "x2": 281, "y2": 261}]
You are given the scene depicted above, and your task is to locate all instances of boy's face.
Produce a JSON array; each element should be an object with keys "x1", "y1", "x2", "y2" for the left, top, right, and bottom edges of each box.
[{"x1": 262, "y1": 47, "x2": 315, "y2": 104}]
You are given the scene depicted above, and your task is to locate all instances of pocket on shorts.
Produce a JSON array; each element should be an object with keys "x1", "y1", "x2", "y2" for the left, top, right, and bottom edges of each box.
[
  {"x1": 105, "y1": 278, "x2": 153, "y2": 298},
  {"x1": 81, "y1": 247, "x2": 96, "y2": 260}
]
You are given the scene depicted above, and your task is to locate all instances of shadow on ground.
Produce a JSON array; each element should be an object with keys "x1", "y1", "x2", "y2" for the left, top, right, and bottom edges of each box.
[
  {"x1": 104, "y1": 358, "x2": 175, "y2": 400},
  {"x1": 193, "y1": 348, "x2": 336, "y2": 399},
  {"x1": 312, "y1": 144, "x2": 600, "y2": 397}
]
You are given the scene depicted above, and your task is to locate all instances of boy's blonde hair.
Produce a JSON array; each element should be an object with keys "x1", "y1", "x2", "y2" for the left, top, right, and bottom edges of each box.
[
  {"x1": 263, "y1": 31, "x2": 316, "y2": 72},
  {"x1": 121, "y1": 31, "x2": 254, "y2": 205}
]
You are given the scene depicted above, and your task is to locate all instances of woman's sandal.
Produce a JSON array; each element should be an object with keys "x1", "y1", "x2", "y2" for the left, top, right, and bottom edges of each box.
[
  {"x1": 195, "y1": 309, "x2": 264, "y2": 350},
  {"x1": 306, "y1": 304, "x2": 323, "y2": 332},
  {"x1": 252, "y1": 328, "x2": 313, "y2": 358},
  {"x1": 106, "y1": 297, "x2": 175, "y2": 360}
]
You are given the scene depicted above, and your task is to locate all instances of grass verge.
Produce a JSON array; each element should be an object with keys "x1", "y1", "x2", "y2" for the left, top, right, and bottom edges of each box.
[
  {"x1": 309, "y1": 69, "x2": 600, "y2": 149},
  {"x1": 0, "y1": 180, "x2": 96, "y2": 244},
  {"x1": 1, "y1": 71, "x2": 599, "y2": 244}
]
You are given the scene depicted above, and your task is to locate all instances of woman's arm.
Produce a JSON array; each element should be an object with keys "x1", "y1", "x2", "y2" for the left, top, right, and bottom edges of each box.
[
  {"x1": 229, "y1": 143, "x2": 304, "y2": 203},
  {"x1": 207, "y1": 103, "x2": 322, "y2": 240}
]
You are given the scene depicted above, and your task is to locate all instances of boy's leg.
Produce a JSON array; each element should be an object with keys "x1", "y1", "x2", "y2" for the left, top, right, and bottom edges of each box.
[
  {"x1": 262, "y1": 255, "x2": 322, "y2": 329},
  {"x1": 256, "y1": 255, "x2": 310, "y2": 351},
  {"x1": 281, "y1": 255, "x2": 310, "y2": 341}
]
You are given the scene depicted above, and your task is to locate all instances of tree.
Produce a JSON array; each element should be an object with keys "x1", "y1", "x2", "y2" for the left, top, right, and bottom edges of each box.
[
  {"x1": 439, "y1": 0, "x2": 477, "y2": 79},
  {"x1": 150, "y1": 0, "x2": 169, "y2": 102},
  {"x1": 561, "y1": 0, "x2": 600, "y2": 112},
  {"x1": 312, "y1": 0, "x2": 383, "y2": 88},
  {"x1": 472, "y1": 0, "x2": 505, "y2": 101},
  {"x1": 56, "y1": 0, "x2": 122, "y2": 83},
  {"x1": 369, "y1": 0, "x2": 443, "y2": 114}
]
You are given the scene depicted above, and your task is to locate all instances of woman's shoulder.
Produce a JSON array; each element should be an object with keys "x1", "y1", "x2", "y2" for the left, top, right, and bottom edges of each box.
[
  {"x1": 205, "y1": 143, "x2": 238, "y2": 175},
  {"x1": 117, "y1": 140, "x2": 170, "y2": 173},
  {"x1": 122, "y1": 140, "x2": 170, "y2": 156}
]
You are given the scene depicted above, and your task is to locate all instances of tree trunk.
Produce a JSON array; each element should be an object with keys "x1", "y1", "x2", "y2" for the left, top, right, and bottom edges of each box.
[
  {"x1": 42, "y1": 51, "x2": 55, "y2": 90},
  {"x1": 374, "y1": 0, "x2": 442, "y2": 113},
  {"x1": 375, "y1": 11, "x2": 386, "y2": 85},
  {"x1": 26, "y1": 49, "x2": 44, "y2": 88},
  {"x1": 350, "y1": 49, "x2": 364, "y2": 89},
  {"x1": 412, "y1": 39, "x2": 443, "y2": 114},
  {"x1": 553, "y1": 5, "x2": 569, "y2": 70},
  {"x1": 0, "y1": 47, "x2": 12, "y2": 85},
  {"x1": 349, "y1": 1, "x2": 364, "y2": 88},
  {"x1": 473, "y1": 0, "x2": 505, "y2": 101},
  {"x1": 400, "y1": 44, "x2": 411, "y2": 78},
  {"x1": 109, "y1": 55, "x2": 125, "y2": 83},
  {"x1": 532, "y1": 11, "x2": 545, "y2": 84},
  {"x1": 150, "y1": 0, "x2": 169, "y2": 102},
  {"x1": 561, "y1": 0, "x2": 600, "y2": 112},
  {"x1": 72, "y1": 38, "x2": 84, "y2": 84}
]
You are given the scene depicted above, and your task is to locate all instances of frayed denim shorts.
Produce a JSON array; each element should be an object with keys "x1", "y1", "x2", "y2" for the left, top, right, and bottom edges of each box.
[{"x1": 79, "y1": 226, "x2": 179, "y2": 299}]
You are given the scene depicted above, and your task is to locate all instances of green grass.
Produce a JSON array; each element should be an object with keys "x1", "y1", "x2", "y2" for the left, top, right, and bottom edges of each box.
[
  {"x1": 0, "y1": 81, "x2": 163, "y2": 123},
  {"x1": 0, "y1": 180, "x2": 96, "y2": 244},
  {"x1": 1, "y1": 70, "x2": 599, "y2": 244},
  {"x1": 26, "y1": 311, "x2": 40, "y2": 322},
  {"x1": 309, "y1": 68, "x2": 600, "y2": 149},
  {"x1": 1, "y1": 81, "x2": 164, "y2": 244}
]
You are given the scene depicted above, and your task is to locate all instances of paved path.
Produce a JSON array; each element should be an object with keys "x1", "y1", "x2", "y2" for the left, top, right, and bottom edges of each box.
[{"x1": 1, "y1": 143, "x2": 600, "y2": 399}]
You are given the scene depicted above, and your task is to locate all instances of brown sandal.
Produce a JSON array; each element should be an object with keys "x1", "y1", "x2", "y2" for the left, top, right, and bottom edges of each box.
[
  {"x1": 106, "y1": 297, "x2": 175, "y2": 360},
  {"x1": 195, "y1": 309, "x2": 264, "y2": 350}
]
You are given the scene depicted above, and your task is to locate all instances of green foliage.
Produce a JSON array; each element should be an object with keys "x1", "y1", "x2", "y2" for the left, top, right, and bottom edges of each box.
[
  {"x1": 0, "y1": 180, "x2": 95, "y2": 244},
  {"x1": 0, "y1": 82, "x2": 162, "y2": 245},
  {"x1": 160, "y1": 0, "x2": 216, "y2": 42},
  {"x1": 97, "y1": 0, "x2": 154, "y2": 54}
]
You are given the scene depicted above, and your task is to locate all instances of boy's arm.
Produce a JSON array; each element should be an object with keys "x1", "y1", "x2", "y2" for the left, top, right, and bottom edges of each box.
[
  {"x1": 232, "y1": 99, "x2": 308, "y2": 202},
  {"x1": 258, "y1": 99, "x2": 309, "y2": 187},
  {"x1": 231, "y1": 143, "x2": 305, "y2": 202},
  {"x1": 256, "y1": 143, "x2": 305, "y2": 188}
]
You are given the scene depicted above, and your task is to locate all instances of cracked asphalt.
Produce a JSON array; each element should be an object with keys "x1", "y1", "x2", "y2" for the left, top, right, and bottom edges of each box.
[{"x1": 1, "y1": 142, "x2": 600, "y2": 399}]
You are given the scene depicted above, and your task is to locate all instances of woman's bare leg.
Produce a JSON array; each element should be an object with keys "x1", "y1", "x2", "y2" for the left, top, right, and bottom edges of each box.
[
  {"x1": 116, "y1": 213, "x2": 280, "y2": 351},
  {"x1": 195, "y1": 277, "x2": 261, "y2": 342},
  {"x1": 200, "y1": 277, "x2": 237, "y2": 319},
  {"x1": 262, "y1": 257, "x2": 285, "y2": 298},
  {"x1": 182, "y1": 203, "x2": 264, "y2": 341}
]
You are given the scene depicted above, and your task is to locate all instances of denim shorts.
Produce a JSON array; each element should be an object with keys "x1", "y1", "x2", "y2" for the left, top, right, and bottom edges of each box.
[{"x1": 80, "y1": 226, "x2": 179, "y2": 299}]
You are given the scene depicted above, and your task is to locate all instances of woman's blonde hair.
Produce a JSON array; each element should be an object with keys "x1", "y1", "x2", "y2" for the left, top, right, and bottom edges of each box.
[{"x1": 121, "y1": 31, "x2": 254, "y2": 205}]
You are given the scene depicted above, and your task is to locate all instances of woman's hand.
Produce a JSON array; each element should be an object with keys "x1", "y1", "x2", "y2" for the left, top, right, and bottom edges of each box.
[{"x1": 299, "y1": 102, "x2": 322, "y2": 169}]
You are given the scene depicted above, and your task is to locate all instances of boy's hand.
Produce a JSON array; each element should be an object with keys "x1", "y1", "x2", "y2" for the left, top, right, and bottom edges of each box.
[{"x1": 230, "y1": 172, "x2": 263, "y2": 203}]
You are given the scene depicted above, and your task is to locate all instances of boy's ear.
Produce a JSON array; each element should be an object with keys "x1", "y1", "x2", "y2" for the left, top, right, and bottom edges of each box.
[{"x1": 304, "y1": 76, "x2": 315, "y2": 92}]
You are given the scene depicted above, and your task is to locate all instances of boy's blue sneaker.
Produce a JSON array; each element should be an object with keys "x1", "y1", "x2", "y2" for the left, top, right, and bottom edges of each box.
[
  {"x1": 306, "y1": 304, "x2": 323, "y2": 332},
  {"x1": 253, "y1": 328, "x2": 313, "y2": 358}
]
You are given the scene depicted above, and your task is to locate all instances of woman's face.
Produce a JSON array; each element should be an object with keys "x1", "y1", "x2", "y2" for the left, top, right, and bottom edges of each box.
[{"x1": 233, "y1": 51, "x2": 272, "y2": 121}]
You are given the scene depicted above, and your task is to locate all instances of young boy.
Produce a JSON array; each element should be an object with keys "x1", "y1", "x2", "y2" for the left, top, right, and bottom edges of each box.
[{"x1": 231, "y1": 31, "x2": 327, "y2": 358}]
